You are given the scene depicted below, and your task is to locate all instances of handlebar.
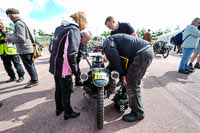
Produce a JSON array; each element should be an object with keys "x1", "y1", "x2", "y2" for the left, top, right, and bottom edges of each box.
[{"x1": 79, "y1": 50, "x2": 92, "y2": 68}]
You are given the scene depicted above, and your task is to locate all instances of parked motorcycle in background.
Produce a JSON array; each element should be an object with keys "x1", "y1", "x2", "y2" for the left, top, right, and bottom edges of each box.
[{"x1": 153, "y1": 41, "x2": 173, "y2": 58}]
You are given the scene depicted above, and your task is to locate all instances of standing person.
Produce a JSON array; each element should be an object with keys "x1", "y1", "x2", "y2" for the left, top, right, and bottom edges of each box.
[
  {"x1": 49, "y1": 11, "x2": 87, "y2": 120},
  {"x1": 143, "y1": 29, "x2": 152, "y2": 42},
  {"x1": 0, "y1": 19, "x2": 24, "y2": 82},
  {"x1": 188, "y1": 26, "x2": 200, "y2": 69},
  {"x1": 75, "y1": 31, "x2": 91, "y2": 86},
  {"x1": 103, "y1": 34, "x2": 154, "y2": 122},
  {"x1": 105, "y1": 16, "x2": 137, "y2": 36},
  {"x1": 188, "y1": 41, "x2": 200, "y2": 69},
  {"x1": 5, "y1": 8, "x2": 39, "y2": 88},
  {"x1": 178, "y1": 18, "x2": 200, "y2": 74}
]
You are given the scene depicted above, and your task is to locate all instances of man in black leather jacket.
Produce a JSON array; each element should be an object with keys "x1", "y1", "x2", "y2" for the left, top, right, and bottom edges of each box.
[{"x1": 103, "y1": 34, "x2": 154, "y2": 122}]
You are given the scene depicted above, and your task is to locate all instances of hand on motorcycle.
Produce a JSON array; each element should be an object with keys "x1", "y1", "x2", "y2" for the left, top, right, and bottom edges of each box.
[
  {"x1": 121, "y1": 76, "x2": 127, "y2": 87},
  {"x1": 5, "y1": 37, "x2": 11, "y2": 43},
  {"x1": 103, "y1": 55, "x2": 108, "y2": 63}
]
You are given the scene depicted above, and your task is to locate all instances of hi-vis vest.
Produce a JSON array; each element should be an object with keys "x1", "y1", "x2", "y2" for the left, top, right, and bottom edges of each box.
[{"x1": 0, "y1": 32, "x2": 17, "y2": 55}]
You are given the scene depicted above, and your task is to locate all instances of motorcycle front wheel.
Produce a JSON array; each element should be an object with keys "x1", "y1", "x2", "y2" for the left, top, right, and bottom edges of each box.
[
  {"x1": 163, "y1": 48, "x2": 170, "y2": 58},
  {"x1": 97, "y1": 87, "x2": 104, "y2": 129}
]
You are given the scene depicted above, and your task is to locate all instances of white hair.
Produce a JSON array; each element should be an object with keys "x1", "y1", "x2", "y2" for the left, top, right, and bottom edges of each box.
[
  {"x1": 81, "y1": 30, "x2": 92, "y2": 37},
  {"x1": 191, "y1": 17, "x2": 200, "y2": 26}
]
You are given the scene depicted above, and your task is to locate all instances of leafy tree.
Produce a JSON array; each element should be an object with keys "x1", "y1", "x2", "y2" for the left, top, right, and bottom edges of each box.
[
  {"x1": 164, "y1": 28, "x2": 171, "y2": 34},
  {"x1": 175, "y1": 25, "x2": 180, "y2": 30},
  {"x1": 37, "y1": 29, "x2": 53, "y2": 37},
  {"x1": 155, "y1": 29, "x2": 164, "y2": 36},
  {"x1": 6, "y1": 23, "x2": 14, "y2": 33},
  {"x1": 38, "y1": 29, "x2": 45, "y2": 36},
  {"x1": 100, "y1": 31, "x2": 110, "y2": 38},
  {"x1": 136, "y1": 27, "x2": 146, "y2": 38}
]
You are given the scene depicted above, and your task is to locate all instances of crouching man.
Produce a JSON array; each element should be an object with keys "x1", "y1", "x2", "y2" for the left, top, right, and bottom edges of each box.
[{"x1": 103, "y1": 34, "x2": 154, "y2": 122}]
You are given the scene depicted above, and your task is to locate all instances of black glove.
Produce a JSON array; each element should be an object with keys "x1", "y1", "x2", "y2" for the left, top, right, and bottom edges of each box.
[{"x1": 68, "y1": 54, "x2": 78, "y2": 75}]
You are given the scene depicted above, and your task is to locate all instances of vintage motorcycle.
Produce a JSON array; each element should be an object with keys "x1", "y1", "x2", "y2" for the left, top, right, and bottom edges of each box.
[
  {"x1": 80, "y1": 51, "x2": 128, "y2": 129},
  {"x1": 153, "y1": 41, "x2": 173, "y2": 58}
]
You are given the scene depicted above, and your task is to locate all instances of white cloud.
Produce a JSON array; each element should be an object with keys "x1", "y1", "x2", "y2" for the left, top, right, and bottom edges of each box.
[
  {"x1": 53, "y1": 0, "x2": 200, "y2": 35},
  {"x1": 0, "y1": 0, "x2": 34, "y2": 17},
  {"x1": 25, "y1": 15, "x2": 63, "y2": 33},
  {"x1": 1, "y1": 0, "x2": 200, "y2": 35},
  {"x1": 0, "y1": 0, "x2": 53, "y2": 33},
  {"x1": 32, "y1": 0, "x2": 49, "y2": 10},
  {"x1": 0, "y1": 0, "x2": 48, "y2": 15}
]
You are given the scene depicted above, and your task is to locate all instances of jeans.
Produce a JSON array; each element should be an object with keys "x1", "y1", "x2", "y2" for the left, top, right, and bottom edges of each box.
[
  {"x1": 1, "y1": 55, "x2": 25, "y2": 79},
  {"x1": 179, "y1": 48, "x2": 194, "y2": 71},
  {"x1": 20, "y1": 53, "x2": 38, "y2": 81},
  {"x1": 126, "y1": 47, "x2": 154, "y2": 115}
]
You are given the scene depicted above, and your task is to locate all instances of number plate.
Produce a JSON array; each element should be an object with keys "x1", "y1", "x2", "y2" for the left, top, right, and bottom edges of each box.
[{"x1": 94, "y1": 72, "x2": 107, "y2": 80}]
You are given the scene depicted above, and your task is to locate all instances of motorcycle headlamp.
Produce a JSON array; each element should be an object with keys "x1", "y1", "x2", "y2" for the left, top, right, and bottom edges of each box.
[
  {"x1": 111, "y1": 71, "x2": 119, "y2": 80},
  {"x1": 80, "y1": 73, "x2": 88, "y2": 82}
]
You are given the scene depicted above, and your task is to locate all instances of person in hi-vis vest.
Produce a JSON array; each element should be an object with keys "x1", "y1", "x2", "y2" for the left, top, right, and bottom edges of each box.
[{"x1": 0, "y1": 19, "x2": 24, "y2": 82}]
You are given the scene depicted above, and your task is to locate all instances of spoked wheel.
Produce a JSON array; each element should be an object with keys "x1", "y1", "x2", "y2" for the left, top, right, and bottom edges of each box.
[
  {"x1": 97, "y1": 87, "x2": 104, "y2": 129},
  {"x1": 163, "y1": 48, "x2": 170, "y2": 58}
]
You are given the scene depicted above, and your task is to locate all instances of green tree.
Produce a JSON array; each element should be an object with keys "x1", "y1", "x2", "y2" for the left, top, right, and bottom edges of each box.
[
  {"x1": 38, "y1": 29, "x2": 45, "y2": 36},
  {"x1": 100, "y1": 31, "x2": 110, "y2": 38},
  {"x1": 136, "y1": 27, "x2": 146, "y2": 38},
  {"x1": 164, "y1": 28, "x2": 171, "y2": 34},
  {"x1": 6, "y1": 23, "x2": 14, "y2": 33},
  {"x1": 153, "y1": 29, "x2": 164, "y2": 36},
  {"x1": 175, "y1": 25, "x2": 180, "y2": 30}
]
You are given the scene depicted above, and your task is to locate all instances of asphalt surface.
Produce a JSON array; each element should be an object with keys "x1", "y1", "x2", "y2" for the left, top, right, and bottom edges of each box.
[{"x1": 0, "y1": 50, "x2": 200, "y2": 133}]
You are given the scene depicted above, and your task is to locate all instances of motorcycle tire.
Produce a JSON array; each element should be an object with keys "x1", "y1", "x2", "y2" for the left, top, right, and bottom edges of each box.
[
  {"x1": 119, "y1": 104, "x2": 126, "y2": 112},
  {"x1": 163, "y1": 48, "x2": 170, "y2": 58},
  {"x1": 97, "y1": 87, "x2": 104, "y2": 129}
]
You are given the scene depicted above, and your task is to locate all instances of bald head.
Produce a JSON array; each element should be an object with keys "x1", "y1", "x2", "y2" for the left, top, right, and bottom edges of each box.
[{"x1": 81, "y1": 31, "x2": 91, "y2": 45}]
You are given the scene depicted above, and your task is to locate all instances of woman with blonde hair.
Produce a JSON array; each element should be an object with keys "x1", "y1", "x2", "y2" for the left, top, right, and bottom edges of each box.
[
  {"x1": 70, "y1": 11, "x2": 87, "y2": 31},
  {"x1": 178, "y1": 18, "x2": 200, "y2": 74},
  {"x1": 49, "y1": 11, "x2": 87, "y2": 120}
]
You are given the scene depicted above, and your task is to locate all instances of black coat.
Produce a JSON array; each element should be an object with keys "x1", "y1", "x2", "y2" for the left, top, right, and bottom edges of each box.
[
  {"x1": 49, "y1": 23, "x2": 81, "y2": 77},
  {"x1": 103, "y1": 34, "x2": 149, "y2": 76}
]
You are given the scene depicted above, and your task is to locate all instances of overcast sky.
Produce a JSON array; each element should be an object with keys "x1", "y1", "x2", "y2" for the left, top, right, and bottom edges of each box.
[{"x1": 0, "y1": 0, "x2": 199, "y2": 35}]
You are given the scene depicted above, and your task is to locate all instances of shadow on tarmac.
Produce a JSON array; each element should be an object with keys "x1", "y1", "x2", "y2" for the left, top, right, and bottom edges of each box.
[
  {"x1": 0, "y1": 83, "x2": 27, "y2": 92},
  {"x1": 143, "y1": 71, "x2": 194, "y2": 89},
  {"x1": 0, "y1": 89, "x2": 53, "y2": 132}
]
